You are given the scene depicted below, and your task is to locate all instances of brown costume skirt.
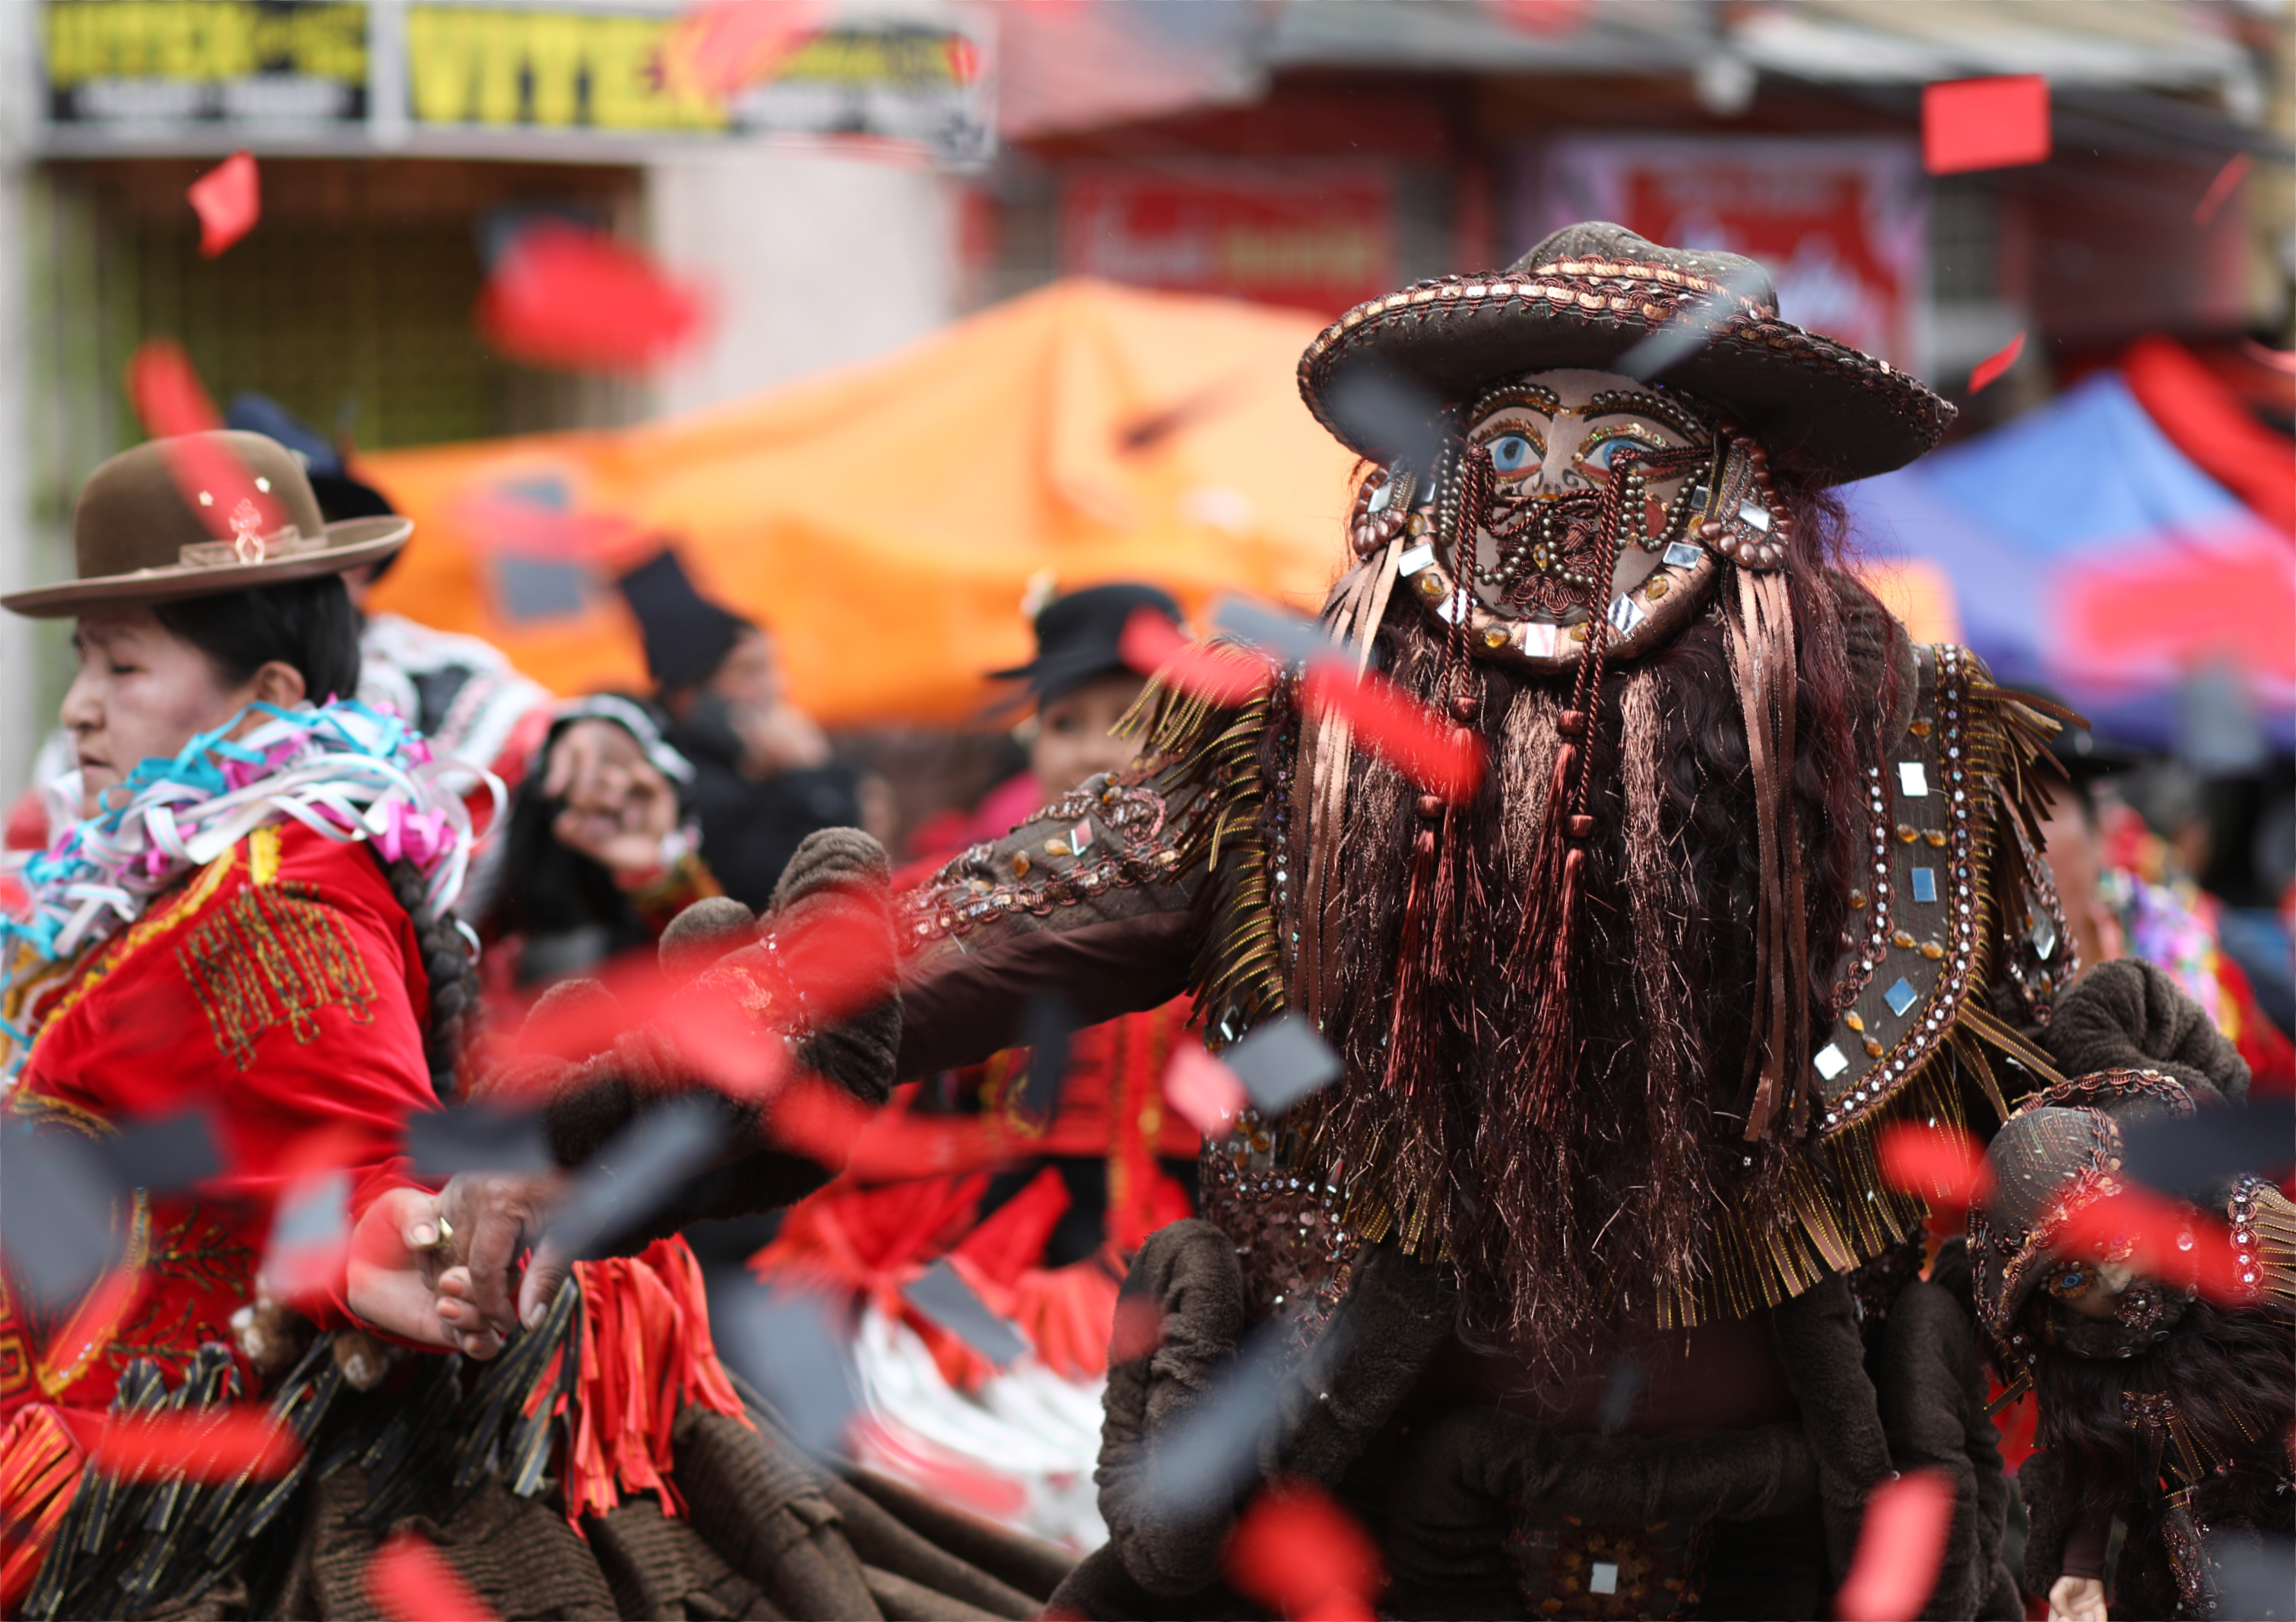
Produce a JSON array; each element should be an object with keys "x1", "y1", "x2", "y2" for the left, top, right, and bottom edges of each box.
[{"x1": 54, "y1": 1385, "x2": 1069, "y2": 1621}]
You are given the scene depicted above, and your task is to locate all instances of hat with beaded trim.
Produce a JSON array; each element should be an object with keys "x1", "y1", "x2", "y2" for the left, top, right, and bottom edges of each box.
[
  {"x1": 4, "y1": 431, "x2": 410, "y2": 618},
  {"x1": 1297, "y1": 220, "x2": 1955, "y2": 485},
  {"x1": 1970, "y1": 1069, "x2": 2202, "y2": 1360}
]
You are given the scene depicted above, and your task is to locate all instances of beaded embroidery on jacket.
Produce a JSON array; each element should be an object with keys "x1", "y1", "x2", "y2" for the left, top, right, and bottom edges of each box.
[{"x1": 0, "y1": 699, "x2": 493, "y2": 1081}]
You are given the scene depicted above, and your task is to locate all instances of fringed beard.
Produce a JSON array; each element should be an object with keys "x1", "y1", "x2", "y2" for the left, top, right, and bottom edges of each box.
[{"x1": 1301, "y1": 604, "x2": 1781, "y2": 1375}]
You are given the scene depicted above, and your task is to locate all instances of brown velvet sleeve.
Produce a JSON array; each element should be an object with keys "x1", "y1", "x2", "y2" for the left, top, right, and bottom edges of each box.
[
  {"x1": 896, "y1": 770, "x2": 1208, "y2": 1081},
  {"x1": 2059, "y1": 1500, "x2": 2113, "y2": 1580}
]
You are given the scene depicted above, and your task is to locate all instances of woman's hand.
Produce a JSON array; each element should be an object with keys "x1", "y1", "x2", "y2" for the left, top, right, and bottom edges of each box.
[
  {"x1": 342, "y1": 1185, "x2": 469, "y2": 1352},
  {"x1": 544, "y1": 718, "x2": 678, "y2": 876},
  {"x1": 2048, "y1": 1575, "x2": 2107, "y2": 1622}
]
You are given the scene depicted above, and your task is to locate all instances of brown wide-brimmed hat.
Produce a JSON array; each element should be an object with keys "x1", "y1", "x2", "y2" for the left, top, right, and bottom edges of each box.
[
  {"x1": 2, "y1": 431, "x2": 411, "y2": 618},
  {"x1": 1297, "y1": 220, "x2": 1955, "y2": 485}
]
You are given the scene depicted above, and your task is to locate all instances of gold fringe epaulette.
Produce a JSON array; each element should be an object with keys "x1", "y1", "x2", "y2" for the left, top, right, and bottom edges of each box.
[
  {"x1": 1676, "y1": 645, "x2": 2075, "y2": 1327},
  {"x1": 1121, "y1": 641, "x2": 1286, "y2": 1046}
]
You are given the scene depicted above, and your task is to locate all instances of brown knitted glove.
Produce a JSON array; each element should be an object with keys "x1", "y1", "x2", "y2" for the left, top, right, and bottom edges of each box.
[
  {"x1": 1096, "y1": 1219, "x2": 1251, "y2": 1598},
  {"x1": 2044, "y1": 958, "x2": 2250, "y2": 1104}
]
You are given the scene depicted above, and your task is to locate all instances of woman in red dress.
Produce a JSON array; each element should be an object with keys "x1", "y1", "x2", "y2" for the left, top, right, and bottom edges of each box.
[
  {"x1": 0, "y1": 434, "x2": 1064, "y2": 1620},
  {"x1": 756, "y1": 584, "x2": 1201, "y2": 1549}
]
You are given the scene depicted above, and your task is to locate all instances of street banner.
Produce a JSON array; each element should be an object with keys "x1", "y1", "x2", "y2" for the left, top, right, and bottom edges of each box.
[
  {"x1": 1061, "y1": 166, "x2": 1395, "y2": 318},
  {"x1": 1524, "y1": 135, "x2": 1927, "y2": 374}
]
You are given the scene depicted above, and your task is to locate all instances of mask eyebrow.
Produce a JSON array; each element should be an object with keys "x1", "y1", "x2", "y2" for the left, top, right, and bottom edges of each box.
[{"x1": 1584, "y1": 389, "x2": 1710, "y2": 442}]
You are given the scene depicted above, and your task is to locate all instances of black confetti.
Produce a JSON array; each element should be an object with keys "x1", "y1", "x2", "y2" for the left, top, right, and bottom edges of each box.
[
  {"x1": 537, "y1": 1096, "x2": 721, "y2": 1262},
  {"x1": 900, "y1": 1259, "x2": 1029, "y2": 1370},
  {"x1": 406, "y1": 1103, "x2": 556, "y2": 1177},
  {"x1": 1224, "y1": 1016, "x2": 1344, "y2": 1116}
]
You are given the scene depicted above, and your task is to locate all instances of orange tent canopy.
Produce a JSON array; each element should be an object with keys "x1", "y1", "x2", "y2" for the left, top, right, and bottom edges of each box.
[{"x1": 360, "y1": 279, "x2": 1362, "y2": 725}]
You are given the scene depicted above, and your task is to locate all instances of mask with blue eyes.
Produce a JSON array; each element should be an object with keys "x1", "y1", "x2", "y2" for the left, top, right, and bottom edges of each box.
[{"x1": 1488, "y1": 433, "x2": 1538, "y2": 475}]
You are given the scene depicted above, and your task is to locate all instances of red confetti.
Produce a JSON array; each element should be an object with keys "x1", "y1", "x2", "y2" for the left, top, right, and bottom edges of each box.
[
  {"x1": 1162, "y1": 1044, "x2": 1246, "y2": 1136},
  {"x1": 1119, "y1": 608, "x2": 1272, "y2": 708},
  {"x1": 1123, "y1": 608, "x2": 1485, "y2": 803},
  {"x1": 1225, "y1": 1481, "x2": 1383, "y2": 1620},
  {"x1": 765, "y1": 1071, "x2": 882, "y2": 1170},
  {"x1": 366, "y1": 1531, "x2": 498, "y2": 1622},
  {"x1": 1923, "y1": 76, "x2": 2050, "y2": 176},
  {"x1": 1877, "y1": 1122, "x2": 1993, "y2": 1211},
  {"x1": 1835, "y1": 1468, "x2": 1955, "y2": 1622},
  {"x1": 660, "y1": 0, "x2": 823, "y2": 101},
  {"x1": 1106, "y1": 1294, "x2": 1165, "y2": 1365},
  {"x1": 502, "y1": 888, "x2": 893, "y2": 1106},
  {"x1": 2194, "y1": 152, "x2": 2253, "y2": 227},
  {"x1": 476, "y1": 223, "x2": 709, "y2": 375},
  {"x1": 90, "y1": 1408, "x2": 302, "y2": 1484},
  {"x1": 775, "y1": 897, "x2": 901, "y2": 1025},
  {"x1": 1483, "y1": 0, "x2": 1590, "y2": 34},
  {"x1": 2055, "y1": 1186, "x2": 2253, "y2": 1307},
  {"x1": 1967, "y1": 331, "x2": 2025, "y2": 395},
  {"x1": 125, "y1": 340, "x2": 289, "y2": 543},
  {"x1": 187, "y1": 150, "x2": 260, "y2": 258},
  {"x1": 1299, "y1": 665, "x2": 1485, "y2": 806}
]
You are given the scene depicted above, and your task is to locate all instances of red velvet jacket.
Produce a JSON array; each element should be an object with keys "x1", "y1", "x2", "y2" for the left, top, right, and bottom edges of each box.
[{"x1": 1, "y1": 821, "x2": 434, "y2": 1420}]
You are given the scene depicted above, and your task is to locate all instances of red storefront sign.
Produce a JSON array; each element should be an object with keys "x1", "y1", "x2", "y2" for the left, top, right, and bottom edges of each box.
[
  {"x1": 1060, "y1": 166, "x2": 1395, "y2": 318},
  {"x1": 1526, "y1": 137, "x2": 1927, "y2": 372}
]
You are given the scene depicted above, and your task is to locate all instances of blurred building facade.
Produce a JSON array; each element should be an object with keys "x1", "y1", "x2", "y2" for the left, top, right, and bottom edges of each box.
[
  {"x1": 0, "y1": 0, "x2": 983, "y2": 784},
  {"x1": 0, "y1": 0, "x2": 2289, "y2": 787},
  {"x1": 975, "y1": 2, "x2": 2289, "y2": 391}
]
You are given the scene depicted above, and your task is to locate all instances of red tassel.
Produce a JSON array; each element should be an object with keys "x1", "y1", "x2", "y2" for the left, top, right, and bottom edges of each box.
[{"x1": 561, "y1": 1235, "x2": 750, "y2": 1526}]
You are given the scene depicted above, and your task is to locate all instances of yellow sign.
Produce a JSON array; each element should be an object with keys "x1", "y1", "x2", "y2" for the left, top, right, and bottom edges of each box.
[
  {"x1": 45, "y1": 1, "x2": 366, "y2": 90},
  {"x1": 402, "y1": 7, "x2": 988, "y2": 161},
  {"x1": 404, "y1": 6, "x2": 724, "y2": 132},
  {"x1": 36, "y1": 2, "x2": 987, "y2": 163}
]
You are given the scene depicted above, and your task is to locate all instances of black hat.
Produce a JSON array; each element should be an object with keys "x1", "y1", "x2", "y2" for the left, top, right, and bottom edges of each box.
[
  {"x1": 1296, "y1": 221, "x2": 1955, "y2": 485},
  {"x1": 989, "y1": 582, "x2": 1182, "y2": 706},
  {"x1": 614, "y1": 547, "x2": 755, "y2": 695}
]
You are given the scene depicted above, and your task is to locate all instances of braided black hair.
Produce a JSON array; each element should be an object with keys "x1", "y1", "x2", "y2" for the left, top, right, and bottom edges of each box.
[{"x1": 379, "y1": 855, "x2": 480, "y2": 1101}]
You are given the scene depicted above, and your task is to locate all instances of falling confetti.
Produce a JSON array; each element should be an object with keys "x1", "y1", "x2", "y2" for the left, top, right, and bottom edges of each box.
[
  {"x1": 125, "y1": 340, "x2": 290, "y2": 543},
  {"x1": 90, "y1": 1409, "x2": 303, "y2": 1484},
  {"x1": 1876, "y1": 1121, "x2": 1992, "y2": 1210},
  {"x1": 477, "y1": 223, "x2": 709, "y2": 375},
  {"x1": 1225, "y1": 1481, "x2": 1384, "y2": 1621},
  {"x1": 1162, "y1": 1042, "x2": 1248, "y2": 1136},
  {"x1": 658, "y1": 0, "x2": 824, "y2": 102},
  {"x1": 1835, "y1": 1468, "x2": 1955, "y2": 1622},
  {"x1": 366, "y1": 1531, "x2": 499, "y2": 1622},
  {"x1": 1922, "y1": 75, "x2": 2050, "y2": 176},
  {"x1": 2193, "y1": 151, "x2": 2253, "y2": 227},
  {"x1": 187, "y1": 150, "x2": 260, "y2": 257},
  {"x1": 1967, "y1": 331, "x2": 2025, "y2": 395}
]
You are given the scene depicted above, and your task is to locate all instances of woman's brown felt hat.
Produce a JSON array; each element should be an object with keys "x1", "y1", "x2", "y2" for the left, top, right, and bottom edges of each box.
[
  {"x1": 2, "y1": 431, "x2": 411, "y2": 618},
  {"x1": 1297, "y1": 220, "x2": 1955, "y2": 485}
]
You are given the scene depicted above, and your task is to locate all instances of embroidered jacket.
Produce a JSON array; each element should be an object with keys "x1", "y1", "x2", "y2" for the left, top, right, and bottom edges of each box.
[{"x1": 1, "y1": 821, "x2": 434, "y2": 1419}]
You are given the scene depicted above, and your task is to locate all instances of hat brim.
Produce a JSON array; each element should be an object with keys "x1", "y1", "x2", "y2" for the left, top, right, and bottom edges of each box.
[
  {"x1": 1299, "y1": 276, "x2": 1953, "y2": 485},
  {"x1": 2, "y1": 516, "x2": 411, "y2": 618},
  {"x1": 987, "y1": 646, "x2": 1144, "y2": 701}
]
